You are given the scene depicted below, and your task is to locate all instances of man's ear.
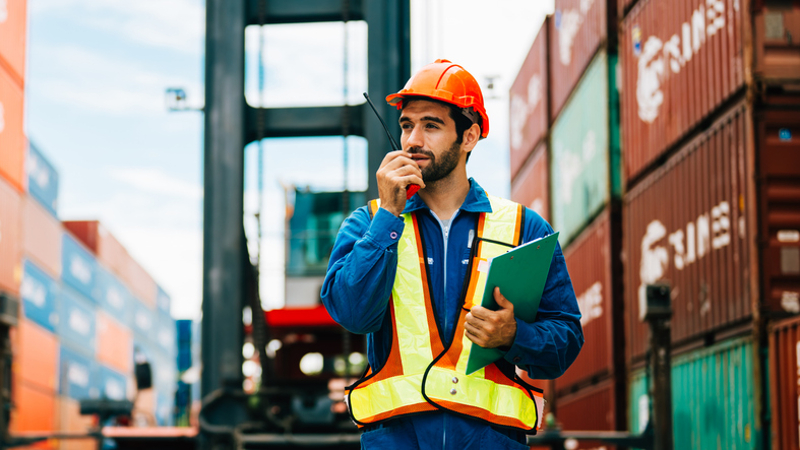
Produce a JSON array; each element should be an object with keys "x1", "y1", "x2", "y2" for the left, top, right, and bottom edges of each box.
[{"x1": 462, "y1": 123, "x2": 481, "y2": 152}]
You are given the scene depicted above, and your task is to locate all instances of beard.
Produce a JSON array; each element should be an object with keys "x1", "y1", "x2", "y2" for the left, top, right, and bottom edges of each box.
[{"x1": 412, "y1": 139, "x2": 462, "y2": 183}]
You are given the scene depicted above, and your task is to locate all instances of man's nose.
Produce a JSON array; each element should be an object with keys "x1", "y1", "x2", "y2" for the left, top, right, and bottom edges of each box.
[{"x1": 405, "y1": 126, "x2": 424, "y2": 150}]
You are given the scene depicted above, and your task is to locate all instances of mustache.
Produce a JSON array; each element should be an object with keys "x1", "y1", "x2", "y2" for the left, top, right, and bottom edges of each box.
[{"x1": 406, "y1": 148, "x2": 435, "y2": 158}]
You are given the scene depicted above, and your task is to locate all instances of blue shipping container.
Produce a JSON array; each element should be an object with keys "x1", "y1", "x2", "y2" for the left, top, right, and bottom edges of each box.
[
  {"x1": 61, "y1": 233, "x2": 98, "y2": 302},
  {"x1": 156, "y1": 313, "x2": 176, "y2": 358},
  {"x1": 26, "y1": 142, "x2": 59, "y2": 217},
  {"x1": 95, "y1": 364, "x2": 128, "y2": 400},
  {"x1": 20, "y1": 259, "x2": 59, "y2": 332},
  {"x1": 58, "y1": 287, "x2": 97, "y2": 356},
  {"x1": 96, "y1": 267, "x2": 130, "y2": 324},
  {"x1": 131, "y1": 299, "x2": 155, "y2": 342},
  {"x1": 156, "y1": 285, "x2": 170, "y2": 315},
  {"x1": 59, "y1": 344, "x2": 97, "y2": 400}
]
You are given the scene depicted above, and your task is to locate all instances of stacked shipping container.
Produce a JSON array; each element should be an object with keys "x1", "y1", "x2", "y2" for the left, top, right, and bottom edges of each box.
[{"x1": 510, "y1": 0, "x2": 800, "y2": 447}]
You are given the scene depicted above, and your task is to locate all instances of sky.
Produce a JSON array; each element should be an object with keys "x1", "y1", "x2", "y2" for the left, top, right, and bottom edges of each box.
[{"x1": 25, "y1": 0, "x2": 553, "y2": 319}]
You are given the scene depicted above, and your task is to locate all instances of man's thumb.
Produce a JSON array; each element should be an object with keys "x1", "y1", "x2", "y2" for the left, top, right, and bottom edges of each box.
[{"x1": 494, "y1": 287, "x2": 513, "y2": 310}]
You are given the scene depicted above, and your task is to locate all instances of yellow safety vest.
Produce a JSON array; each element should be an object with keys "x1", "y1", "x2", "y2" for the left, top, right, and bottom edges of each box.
[{"x1": 347, "y1": 195, "x2": 542, "y2": 432}]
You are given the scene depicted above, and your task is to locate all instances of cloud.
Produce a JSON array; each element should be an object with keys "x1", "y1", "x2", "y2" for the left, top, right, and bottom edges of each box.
[
  {"x1": 30, "y1": 0, "x2": 204, "y2": 55},
  {"x1": 111, "y1": 167, "x2": 203, "y2": 200}
]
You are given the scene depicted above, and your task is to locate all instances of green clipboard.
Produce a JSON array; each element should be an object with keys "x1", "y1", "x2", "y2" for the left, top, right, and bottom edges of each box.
[{"x1": 465, "y1": 232, "x2": 560, "y2": 375}]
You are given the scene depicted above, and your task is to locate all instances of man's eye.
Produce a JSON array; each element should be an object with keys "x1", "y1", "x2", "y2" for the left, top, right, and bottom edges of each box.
[{"x1": 426, "y1": 123, "x2": 439, "y2": 129}]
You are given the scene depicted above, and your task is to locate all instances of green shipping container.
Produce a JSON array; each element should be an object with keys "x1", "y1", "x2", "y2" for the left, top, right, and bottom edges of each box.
[
  {"x1": 628, "y1": 337, "x2": 762, "y2": 449},
  {"x1": 549, "y1": 50, "x2": 621, "y2": 246}
]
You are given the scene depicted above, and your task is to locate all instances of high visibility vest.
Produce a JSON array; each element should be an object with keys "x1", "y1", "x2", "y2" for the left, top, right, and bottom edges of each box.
[{"x1": 347, "y1": 195, "x2": 543, "y2": 432}]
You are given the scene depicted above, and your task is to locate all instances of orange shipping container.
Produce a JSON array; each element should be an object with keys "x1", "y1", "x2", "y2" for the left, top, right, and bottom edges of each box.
[
  {"x1": 9, "y1": 381, "x2": 56, "y2": 437},
  {"x1": 55, "y1": 397, "x2": 95, "y2": 450},
  {"x1": 0, "y1": 66, "x2": 25, "y2": 192},
  {"x1": 13, "y1": 318, "x2": 59, "y2": 393},
  {"x1": 510, "y1": 142, "x2": 550, "y2": 223},
  {"x1": 96, "y1": 311, "x2": 133, "y2": 374},
  {"x1": 23, "y1": 197, "x2": 62, "y2": 278},
  {"x1": 0, "y1": 174, "x2": 21, "y2": 293},
  {"x1": 124, "y1": 258, "x2": 157, "y2": 309},
  {"x1": 0, "y1": 0, "x2": 27, "y2": 86}
]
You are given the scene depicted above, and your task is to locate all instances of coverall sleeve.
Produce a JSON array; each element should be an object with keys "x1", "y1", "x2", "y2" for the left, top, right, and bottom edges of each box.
[
  {"x1": 320, "y1": 206, "x2": 406, "y2": 334},
  {"x1": 502, "y1": 211, "x2": 585, "y2": 379}
]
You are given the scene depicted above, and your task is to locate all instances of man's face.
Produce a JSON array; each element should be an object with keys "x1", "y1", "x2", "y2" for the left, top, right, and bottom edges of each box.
[{"x1": 399, "y1": 99, "x2": 463, "y2": 183}]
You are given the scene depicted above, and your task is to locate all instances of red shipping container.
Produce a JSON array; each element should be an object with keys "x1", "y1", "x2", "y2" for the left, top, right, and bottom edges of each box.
[
  {"x1": 623, "y1": 102, "x2": 755, "y2": 362},
  {"x1": 510, "y1": 142, "x2": 550, "y2": 223},
  {"x1": 554, "y1": 379, "x2": 619, "y2": 448},
  {"x1": 753, "y1": 2, "x2": 800, "y2": 82},
  {"x1": 549, "y1": 0, "x2": 610, "y2": 121},
  {"x1": 619, "y1": 0, "x2": 746, "y2": 182},
  {"x1": 0, "y1": 174, "x2": 21, "y2": 293},
  {"x1": 0, "y1": 65, "x2": 25, "y2": 192},
  {"x1": 619, "y1": 0, "x2": 638, "y2": 20},
  {"x1": 12, "y1": 318, "x2": 59, "y2": 393},
  {"x1": 509, "y1": 15, "x2": 550, "y2": 180},
  {"x1": 9, "y1": 381, "x2": 56, "y2": 438},
  {"x1": 22, "y1": 197, "x2": 62, "y2": 278},
  {"x1": 96, "y1": 311, "x2": 133, "y2": 374},
  {"x1": 0, "y1": 0, "x2": 26, "y2": 86},
  {"x1": 756, "y1": 107, "x2": 800, "y2": 318},
  {"x1": 769, "y1": 315, "x2": 800, "y2": 450},
  {"x1": 556, "y1": 209, "x2": 623, "y2": 391},
  {"x1": 62, "y1": 220, "x2": 129, "y2": 279}
]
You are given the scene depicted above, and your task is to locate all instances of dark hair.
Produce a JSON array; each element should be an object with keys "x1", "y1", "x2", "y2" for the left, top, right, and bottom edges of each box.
[{"x1": 403, "y1": 97, "x2": 480, "y2": 161}]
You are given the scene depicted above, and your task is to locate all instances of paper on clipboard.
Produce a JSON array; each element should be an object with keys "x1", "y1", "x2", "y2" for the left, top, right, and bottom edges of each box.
[{"x1": 465, "y1": 232, "x2": 559, "y2": 375}]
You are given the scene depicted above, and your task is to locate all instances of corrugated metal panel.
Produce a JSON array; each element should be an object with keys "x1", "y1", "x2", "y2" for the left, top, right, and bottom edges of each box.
[
  {"x1": 55, "y1": 397, "x2": 95, "y2": 450},
  {"x1": 619, "y1": 0, "x2": 638, "y2": 21},
  {"x1": 550, "y1": 0, "x2": 609, "y2": 121},
  {"x1": 509, "y1": 16, "x2": 550, "y2": 180},
  {"x1": 27, "y1": 142, "x2": 59, "y2": 217},
  {"x1": 94, "y1": 364, "x2": 128, "y2": 401},
  {"x1": 23, "y1": 196, "x2": 62, "y2": 278},
  {"x1": 554, "y1": 379, "x2": 617, "y2": 442},
  {"x1": 671, "y1": 337, "x2": 759, "y2": 449},
  {"x1": 156, "y1": 312, "x2": 177, "y2": 358},
  {"x1": 510, "y1": 142, "x2": 550, "y2": 223},
  {"x1": 0, "y1": 0, "x2": 27, "y2": 85},
  {"x1": 0, "y1": 66, "x2": 25, "y2": 192},
  {"x1": 769, "y1": 315, "x2": 800, "y2": 450},
  {"x1": 624, "y1": 102, "x2": 754, "y2": 361},
  {"x1": 753, "y1": 4, "x2": 800, "y2": 82},
  {"x1": 131, "y1": 299, "x2": 156, "y2": 342},
  {"x1": 157, "y1": 285, "x2": 171, "y2": 314},
  {"x1": 21, "y1": 259, "x2": 59, "y2": 333},
  {"x1": 0, "y1": 175, "x2": 21, "y2": 293},
  {"x1": 96, "y1": 311, "x2": 133, "y2": 374},
  {"x1": 550, "y1": 50, "x2": 620, "y2": 246},
  {"x1": 620, "y1": 0, "x2": 746, "y2": 182},
  {"x1": 58, "y1": 287, "x2": 97, "y2": 356},
  {"x1": 123, "y1": 257, "x2": 157, "y2": 309},
  {"x1": 756, "y1": 108, "x2": 800, "y2": 314},
  {"x1": 61, "y1": 233, "x2": 98, "y2": 303},
  {"x1": 62, "y1": 220, "x2": 133, "y2": 284},
  {"x1": 13, "y1": 318, "x2": 59, "y2": 393},
  {"x1": 555, "y1": 210, "x2": 615, "y2": 389}
]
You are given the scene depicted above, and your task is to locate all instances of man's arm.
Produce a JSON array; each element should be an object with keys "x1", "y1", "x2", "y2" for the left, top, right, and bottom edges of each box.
[
  {"x1": 501, "y1": 211, "x2": 584, "y2": 379},
  {"x1": 320, "y1": 206, "x2": 405, "y2": 334}
]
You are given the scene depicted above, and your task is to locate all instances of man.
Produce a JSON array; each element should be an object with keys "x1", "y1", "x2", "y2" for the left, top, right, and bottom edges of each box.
[{"x1": 321, "y1": 59, "x2": 583, "y2": 449}]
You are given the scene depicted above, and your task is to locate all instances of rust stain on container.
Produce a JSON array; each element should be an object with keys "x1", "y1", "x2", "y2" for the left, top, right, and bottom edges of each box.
[
  {"x1": 550, "y1": 0, "x2": 610, "y2": 121},
  {"x1": 509, "y1": 15, "x2": 550, "y2": 180},
  {"x1": 623, "y1": 102, "x2": 754, "y2": 362},
  {"x1": 0, "y1": 175, "x2": 21, "y2": 293},
  {"x1": 510, "y1": 142, "x2": 550, "y2": 223},
  {"x1": 753, "y1": 2, "x2": 800, "y2": 82},
  {"x1": 769, "y1": 315, "x2": 800, "y2": 450},
  {"x1": 757, "y1": 108, "x2": 800, "y2": 314},
  {"x1": 22, "y1": 197, "x2": 62, "y2": 278},
  {"x1": 0, "y1": 0, "x2": 27, "y2": 87},
  {"x1": 554, "y1": 378, "x2": 618, "y2": 447},
  {"x1": 556, "y1": 210, "x2": 617, "y2": 390},
  {"x1": 620, "y1": 0, "x2": 746, "y2": 182},
  {"x1": 0, "y1": 66, "x2": 25, "y2": 192}
]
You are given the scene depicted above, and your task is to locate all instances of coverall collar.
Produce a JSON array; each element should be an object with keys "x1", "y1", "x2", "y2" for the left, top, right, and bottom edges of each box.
[{"x1": 401, "y1": 178, "x2": 493, "y2": 215}]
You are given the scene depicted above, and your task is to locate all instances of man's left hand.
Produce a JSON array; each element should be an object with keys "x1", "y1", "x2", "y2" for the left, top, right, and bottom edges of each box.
[{"x1": 464, "y1": 287, "x2": 517, "y2": 349}]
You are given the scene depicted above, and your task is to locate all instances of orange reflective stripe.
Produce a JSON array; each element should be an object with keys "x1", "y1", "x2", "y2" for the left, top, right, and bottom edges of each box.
[{"x1": 513, "y1": 203, "x2": 522, "y2": 245}]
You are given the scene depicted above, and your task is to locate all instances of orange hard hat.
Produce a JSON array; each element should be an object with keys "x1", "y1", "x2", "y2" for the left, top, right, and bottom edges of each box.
[{"x1": 386, "y1": 59, "x2": 489, "y2": 138}]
